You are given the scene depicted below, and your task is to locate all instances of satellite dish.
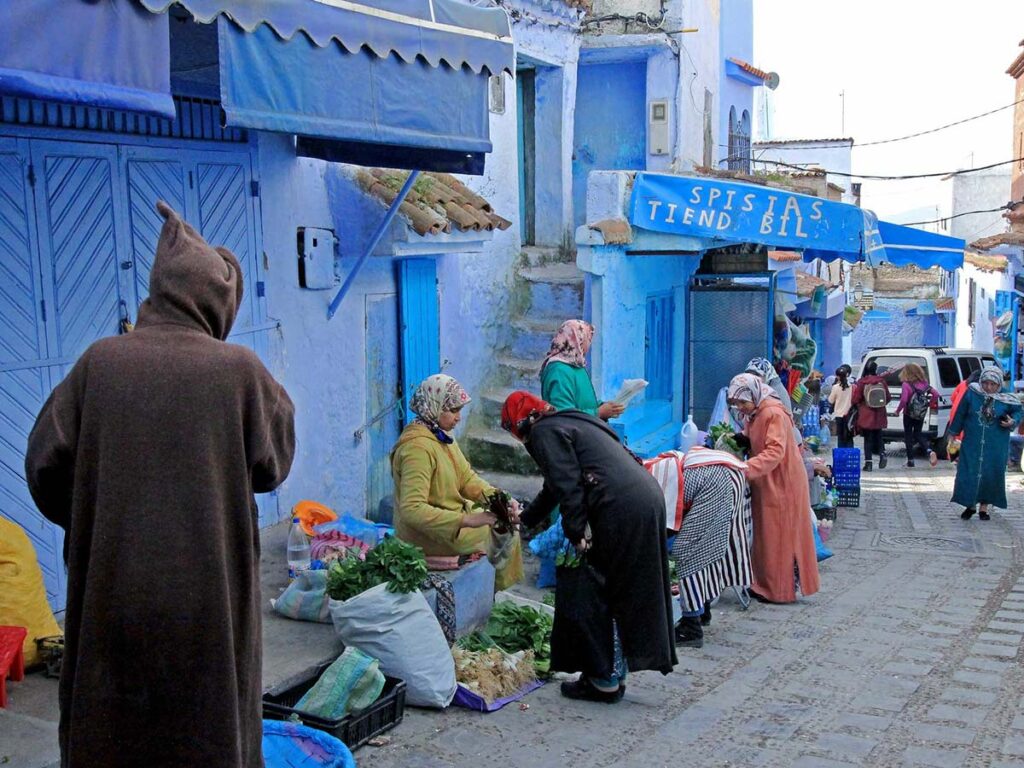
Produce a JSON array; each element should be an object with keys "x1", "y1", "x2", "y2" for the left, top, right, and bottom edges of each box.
[{"x1": 765, "y1": 72, "x2": 780, "y2": 90}]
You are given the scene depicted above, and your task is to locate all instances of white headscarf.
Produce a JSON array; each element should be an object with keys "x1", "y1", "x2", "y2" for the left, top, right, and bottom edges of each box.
[
  {"x1": 969, "y1": 366, "x2": 1018, "y2": 405},
  {"x1": 727, "y1": 373, "x2": 781, "y2": 407}
]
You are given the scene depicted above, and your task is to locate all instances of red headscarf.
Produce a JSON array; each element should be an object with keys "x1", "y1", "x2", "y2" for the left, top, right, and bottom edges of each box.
[{"x1": 500, "y1": 391, "x2": 551, "y2": 439}]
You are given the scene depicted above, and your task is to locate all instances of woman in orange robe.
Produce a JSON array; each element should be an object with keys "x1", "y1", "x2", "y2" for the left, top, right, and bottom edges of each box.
[{"x1": 728, "y1": 374, "x2": 820, "y2": 604}]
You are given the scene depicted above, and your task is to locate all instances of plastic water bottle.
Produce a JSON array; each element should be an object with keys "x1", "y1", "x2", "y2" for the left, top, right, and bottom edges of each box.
[
  {"x1": 679, "y1": 413, "x2": 700, "y2": 451},
  {"x1": 287, "y1": 517, "x2": 311, "y2": 579}
]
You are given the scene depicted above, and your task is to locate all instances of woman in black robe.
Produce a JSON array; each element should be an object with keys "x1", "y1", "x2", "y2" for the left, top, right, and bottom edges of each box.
[{"x1": 501, "y1": 392, "x2": 677, "y2": 703}]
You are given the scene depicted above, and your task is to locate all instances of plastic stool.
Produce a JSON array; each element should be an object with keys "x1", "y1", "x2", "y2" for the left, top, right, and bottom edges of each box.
[{"x1": 0, "y1": 626, "x2": 28, "y2": 708}]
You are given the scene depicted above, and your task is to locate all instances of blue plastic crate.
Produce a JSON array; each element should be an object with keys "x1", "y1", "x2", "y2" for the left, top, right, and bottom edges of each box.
[
  {"x1": 832, "y1": 468, "x2": 861, "y2": 489},
  {"x1": 832, "y1": 447, "x2": 861, "y2": 471},
  {"x1": 836, "y1": 487, "x2": 860, "y2": 507}
]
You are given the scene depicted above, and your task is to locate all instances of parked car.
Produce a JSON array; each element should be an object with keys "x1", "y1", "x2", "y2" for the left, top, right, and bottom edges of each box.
[{"x1": 859, "y1": 347, "x2": 1000, "y2": 457}]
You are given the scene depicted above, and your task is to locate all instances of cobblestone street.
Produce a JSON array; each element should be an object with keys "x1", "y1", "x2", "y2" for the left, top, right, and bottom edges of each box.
[{"x1": 362, "y1": 459, "x2": 1024, "y2": 768}]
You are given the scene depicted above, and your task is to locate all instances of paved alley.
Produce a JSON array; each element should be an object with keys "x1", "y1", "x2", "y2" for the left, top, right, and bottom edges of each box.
[{"x1": 360, "y1": 460, "x2": 1024, "y2": 768}]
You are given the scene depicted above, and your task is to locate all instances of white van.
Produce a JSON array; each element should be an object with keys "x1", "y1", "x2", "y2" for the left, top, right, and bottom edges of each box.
[{"x1": 859, "y1": 347, "x2": 1000, "y2": 455}]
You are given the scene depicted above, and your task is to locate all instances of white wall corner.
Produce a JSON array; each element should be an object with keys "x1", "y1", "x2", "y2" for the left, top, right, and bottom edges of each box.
[{"x1": 585, "y1": 171, "x2": 632, "y2": 223}]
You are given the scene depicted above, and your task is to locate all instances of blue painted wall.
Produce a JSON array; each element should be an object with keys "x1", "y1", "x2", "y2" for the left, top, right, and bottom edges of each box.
[
  {"x1": 850, "y1": 298, "x2": 929, "y2": 362},
  {"x1": 573, "y1": 61, "x2": 647, "y2": 229},
  {"x1": 719, "y1": 0, "x2": 755, "y2": 168}
]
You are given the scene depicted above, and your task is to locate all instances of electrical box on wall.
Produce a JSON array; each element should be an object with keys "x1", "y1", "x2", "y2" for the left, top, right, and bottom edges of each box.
[
  {"x1": 649, "y1": 99, "x2": 670, "y2": 156},
  {"x1": 297, "y1": 227, "x2": 338, "y2": 290}
]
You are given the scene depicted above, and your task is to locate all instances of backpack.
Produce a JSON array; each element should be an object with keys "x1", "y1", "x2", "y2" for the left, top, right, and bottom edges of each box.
[
  {"x1": 863, "y1": 381, "x2": 888, "y2": 409},
  {"x1": 906, "y1": 387, "x2": 932, "y2": 421}
]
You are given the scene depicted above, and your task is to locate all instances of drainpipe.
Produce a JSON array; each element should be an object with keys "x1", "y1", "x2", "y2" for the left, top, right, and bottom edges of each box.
[{"x1": 326, "y1": 170, "x2": 421, "y2": 320}]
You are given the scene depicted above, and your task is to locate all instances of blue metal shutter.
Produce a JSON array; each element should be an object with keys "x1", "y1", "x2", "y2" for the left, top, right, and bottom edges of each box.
[
  {"x1": 124, "y1": 148, "x2": 188, "y2": 308},
  {"x1": 645, "y1": 292, "x2": 674, "y2": 401},
  {"x1": 0, "y1": 137, "x2": 67, "y2": 609},
  {"x1": 397, "y1": 258, "x2": 440, "y2": 424}
]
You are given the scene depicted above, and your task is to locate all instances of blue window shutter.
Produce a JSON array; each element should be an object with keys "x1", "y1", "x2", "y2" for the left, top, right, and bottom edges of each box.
[{"x1": 398, "y1": 258, "x2": 440, "y2": 425}]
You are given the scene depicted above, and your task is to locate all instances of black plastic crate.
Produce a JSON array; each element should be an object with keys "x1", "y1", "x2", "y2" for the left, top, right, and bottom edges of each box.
[
  {"x1": 262, "y1": 663, "x2": 406, "y2": 750},
  {"x1": 836, "y1": 487, "x2": 860, "y2": 508}
]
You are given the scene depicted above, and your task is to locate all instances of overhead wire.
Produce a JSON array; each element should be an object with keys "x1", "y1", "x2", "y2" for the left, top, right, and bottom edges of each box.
[
  {"x1": 899, "y1": 201, "x2": 1022, "y2": 228},
  {"x1": 750, "y1": 157, "x2": 1024, "y2": 181}
]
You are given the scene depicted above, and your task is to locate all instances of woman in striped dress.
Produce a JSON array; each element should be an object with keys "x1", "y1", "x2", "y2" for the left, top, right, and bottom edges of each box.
[{"x1": 646, "y1": 449, "x2": 752, "y2": 648}]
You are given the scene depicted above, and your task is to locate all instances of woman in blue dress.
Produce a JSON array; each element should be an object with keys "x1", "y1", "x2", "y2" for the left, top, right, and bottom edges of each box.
[{"x1": 948, "y1": 366, "x2": 1023, "y2": 521}]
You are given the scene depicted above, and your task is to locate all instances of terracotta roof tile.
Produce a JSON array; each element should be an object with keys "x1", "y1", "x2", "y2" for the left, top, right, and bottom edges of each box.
[
  {"x1": 970, "y1": 231, "x2": 1024, "y2": 251},
  {"x1": 754, "y1": 137, "x2": 854, "y2": 147},
  {"x1": 964, "y1": 250, "x2": 1010, "y2": 271},
  {"x1": 727, "y1": 57, "x2": 771, "y2": 82},
  {"x1": 794, "y1": 270, "x2": 834, "y2": 298},
  {"x1": 356, "y1": 169, "x2": 511, "y2": 237},
  {"x1": 769, "y1": 250, "x2": 802, "y2": 262}
]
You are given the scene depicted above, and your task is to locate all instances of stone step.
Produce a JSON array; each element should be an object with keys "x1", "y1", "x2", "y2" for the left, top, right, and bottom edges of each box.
[
  {"x1": 496, "y1": 354, "x2": 543, "y2": 392},
  {"x1": 479, "y1": 387, "x2": 516, "y2": 425},
  {"x1": 521, "y1": 245, "x2": 563, "y2": 267},
  {"x1": 462, "y1": 426, "x2": 538, "y2": 475},
  {"x1": 477, "y1": 470, "x2": 544, "y2": 501},
  {"x1": 509, "y1": 317, "x2": 561, "y2": 360},
  {"x1": 517, "y1": 264, "x2": 585, "y2": 322}
]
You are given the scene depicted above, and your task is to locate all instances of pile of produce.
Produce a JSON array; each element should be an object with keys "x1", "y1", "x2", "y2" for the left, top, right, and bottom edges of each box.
[
  {"x1": 477, "y1": 490, "x2": 515, "y2": 534},
  {"x1": 709, "y1": 422, "x2": 742, "y2": 456},
  {"x1": 325, "y1": 536, "x2": 428, "y2": 601},
  {"x1": 459, "y1": 602, "x2": 553, "y2": 676},
  {"x1": 451, "y1": 646, "x2": 536, "y2": 704}
]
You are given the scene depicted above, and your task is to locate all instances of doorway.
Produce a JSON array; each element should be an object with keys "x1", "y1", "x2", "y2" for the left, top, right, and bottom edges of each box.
[{"x1": 516, "y1": 68, "x2": 536, "y2": 245}]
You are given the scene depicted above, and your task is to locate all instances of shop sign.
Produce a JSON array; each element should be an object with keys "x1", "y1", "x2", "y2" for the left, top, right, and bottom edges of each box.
[{"x1": 630, "y1": 173, "x2": 863, "y2": 256}]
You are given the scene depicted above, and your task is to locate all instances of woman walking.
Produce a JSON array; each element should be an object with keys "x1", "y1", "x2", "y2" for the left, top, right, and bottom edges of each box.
[
  {"x1": 391, "y1": 375, "x2": 523, "y2": 589},
  {"x1": 540, "y1": 319, "x2": 624, "y2": 420},
  {"x1": 894, "y1": 363, "x2": 938, "y2": 467},
  {"x1": 727, "y1": 374, "x2": 820, "y2": 604},
  {"x1": 948, "y1": 367, "x2": 1022, "y2": 521},
  {"x1": 501, "y1": 391, "x2": 676, "y2": 702},
  {"x1": 852, "y1": 360, "x2": 891, "y2": 471},
  {"x1": 828, "y1": 364, "x2": 855, "y2": 448}
]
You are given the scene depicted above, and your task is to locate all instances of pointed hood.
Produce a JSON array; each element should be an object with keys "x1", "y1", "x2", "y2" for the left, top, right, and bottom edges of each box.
[{"x1": 136, "y1": 201, "x2": 243, "y2": 340}]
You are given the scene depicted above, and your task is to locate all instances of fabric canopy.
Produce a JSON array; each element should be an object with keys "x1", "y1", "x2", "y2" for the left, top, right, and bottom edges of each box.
[
  {"x1": 0, "y1": 0, "x2": 174, "y2": 118},
  {"x1": 863, "y1": 213, "x2": 965, "y2": 271},
  {"x1": 139, "y1": 0, "x2": 513, "y2": 76}
]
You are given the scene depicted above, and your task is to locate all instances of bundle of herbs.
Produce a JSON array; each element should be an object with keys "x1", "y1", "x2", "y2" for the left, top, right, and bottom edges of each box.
[
  {"x1": 476, "y1": 490, "x2": 515, "y2": 534},
  {"x1": 456, "y1": 602, "x2": 553, "y2": 675},
  {"x1": 709, "y1": 421, "x2": 743, "y2": 457},
  {"x1": 452, "y1": 646, "x2": 536, "y2": 704},
  {"x1": 325, "y1": 536, "x2": 428, "y2": 601}
]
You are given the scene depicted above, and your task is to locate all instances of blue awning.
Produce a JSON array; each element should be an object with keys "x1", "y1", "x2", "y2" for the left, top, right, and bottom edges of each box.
[
  {"x1": 0, "y1": 0, "x2": 174, "y2": 118},
  {"x1": 629, "y1": 173, "x2": 966, "y2": 270}
]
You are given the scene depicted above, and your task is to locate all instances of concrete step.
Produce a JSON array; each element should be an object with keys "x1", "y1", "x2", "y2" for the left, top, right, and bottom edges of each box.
[
  {"x1": 518, "y1": 264, "x2": 585, "y2": 322},
  {"x1": 522, "y1": 245, "x2": 562, "y2": 267},
  {"x1": 509, "y1": 316, "x2": 561, "y2": 360},
  {"x1": 479, "y1": 386, "x2": 516, "y2": 425},
  {"x1": 462, "y1": 426, "x2": 538, "y2": 475},
  {"x1": 496, "y1": 354, "x2": 543, "y2": 392},
  {"x1": 477, "y1": 470, "x2": 544, "y2": 501}
]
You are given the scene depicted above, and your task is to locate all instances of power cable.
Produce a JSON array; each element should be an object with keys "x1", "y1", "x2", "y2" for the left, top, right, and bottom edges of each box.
[
  {"x1": 751, "y1": 97, "x2": 1024, "y2": 151},
  {"x1": 899, "y1": 201, "x2": 1022, "y2": 228},
  {"x1": 750, "y1": 156, "x2": 1024, "y2": 181}
]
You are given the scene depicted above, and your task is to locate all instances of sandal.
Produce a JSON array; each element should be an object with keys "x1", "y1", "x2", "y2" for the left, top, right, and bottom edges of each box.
[{"x1": 979, "y1": 509, "x2": 991, "y2": 521}]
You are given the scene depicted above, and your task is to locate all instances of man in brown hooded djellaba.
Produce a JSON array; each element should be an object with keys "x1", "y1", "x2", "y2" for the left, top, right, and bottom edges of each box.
[{"x1": 25, "y1": 201, "x2": 296, "y2": 767}]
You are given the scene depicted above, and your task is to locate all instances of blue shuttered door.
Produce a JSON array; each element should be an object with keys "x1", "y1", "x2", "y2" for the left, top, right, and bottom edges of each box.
[
  {"x1": 397, "y1": 258, "x2": 440, "y2": 424},
  {"x1": 645, "y1": 293, "x2": 675, "y2": 401},
  {"x1": 0, "y1": 138, "x2": 67, "y2": 607}
]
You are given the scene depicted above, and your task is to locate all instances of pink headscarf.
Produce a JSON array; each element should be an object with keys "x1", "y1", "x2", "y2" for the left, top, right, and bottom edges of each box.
[
  {"x1": 541, "y1": 319, "x2": 594, "y2": 372},
  {"x1": 727, "y1": 373, "x2": 780, "y2": 407}
]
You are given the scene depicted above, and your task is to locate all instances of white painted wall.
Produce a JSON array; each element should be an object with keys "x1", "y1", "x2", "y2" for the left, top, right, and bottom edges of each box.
[
  {"x1": 675, "y1": 0, "x2": 722, "y2": 170},
  {"x1": 954, "y1": 264, "x2": 1011, "y2": 351},
  {"x1": 949, "y1": 169, "x2": 1012, "y2": 244}
]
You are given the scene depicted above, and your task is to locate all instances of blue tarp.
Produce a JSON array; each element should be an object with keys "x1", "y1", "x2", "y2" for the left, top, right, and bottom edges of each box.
[
  {"x1": 629, "y1": 173, "x2": 967, "y2": 270},
  {"x1": 0, "y1": 0, "x2": 174, "y2": 118}
]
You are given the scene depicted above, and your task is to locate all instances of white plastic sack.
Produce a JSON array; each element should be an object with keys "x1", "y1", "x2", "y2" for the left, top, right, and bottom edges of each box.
[{"x1": 329, "y1": 583, "x2": 456, "y2": 708}]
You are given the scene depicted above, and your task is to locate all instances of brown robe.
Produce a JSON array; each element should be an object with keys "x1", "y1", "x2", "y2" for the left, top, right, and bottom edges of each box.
[
  {"x1": 744, "y1": 399, "x2": 820, "y2": 603},
  {"x1": 25, "y1": 201, "x2": 295, "y2": 768}
]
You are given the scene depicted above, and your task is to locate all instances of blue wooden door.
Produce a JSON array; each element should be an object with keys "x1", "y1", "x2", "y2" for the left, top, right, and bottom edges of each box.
[
  {"x1": 645, "y1": 292, "x2": 675, "y2": 401},
  {"x1": 0, "y1": 137, "x2": 67, "y2": 608},
  {"x1": 365, "y1": 294, "x2": 402, "y2": 522},
  {"x1": 397, "y1": 258, "x2": 440, "y2": 424}
]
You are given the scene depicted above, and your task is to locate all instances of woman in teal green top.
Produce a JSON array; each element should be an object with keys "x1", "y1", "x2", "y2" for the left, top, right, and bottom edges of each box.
[{"x1": 540, "y1": 319, "x2": 624, "y2": 421}]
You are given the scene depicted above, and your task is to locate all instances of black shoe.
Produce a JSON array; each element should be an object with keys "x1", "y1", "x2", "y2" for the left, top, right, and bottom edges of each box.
[
  {"x1": 906, "y1": 461, "x2": 915, "y2": 468},
  {"x1": 560, "y1": 677, "x2": 625, "y2": 703},
  {"x1": 979, "y1": 509, "x2": 991, "y2": 521},
  {"x1": 863, "y1": 462, "x2": 873, "y2": 472},
  {"x1": 748, "y1": 589, "x2": 773, "y2": 604},
  {"x1": 700, "y1": 603, "x2": 712, "y2": 626},
  {"x1": 960, "y1": 507, "x2": 976, "y2": 520},
  {"x1": 675, "y1": 616, "x2": 704, "y2": 648},
  {"x1": 878, "y1": 455, "x2": 888, "y2": 469}
]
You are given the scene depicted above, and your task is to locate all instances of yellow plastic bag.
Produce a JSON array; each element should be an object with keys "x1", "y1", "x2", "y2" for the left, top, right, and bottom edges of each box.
[{"x1": 0, "y1": 518, "x2": 62, "y2": 666}]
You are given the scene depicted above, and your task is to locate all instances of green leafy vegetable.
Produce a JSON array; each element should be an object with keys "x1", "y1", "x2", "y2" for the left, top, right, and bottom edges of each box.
[
  {"x1": 709, "y1": 421, "x2": 741, "y2": 453},
  {"x1": 484, "y1": 602, "x2": 553, "y2": 676},
  {"x1": 325, "y1": 536, "x2": 428, "y2": 601}
]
